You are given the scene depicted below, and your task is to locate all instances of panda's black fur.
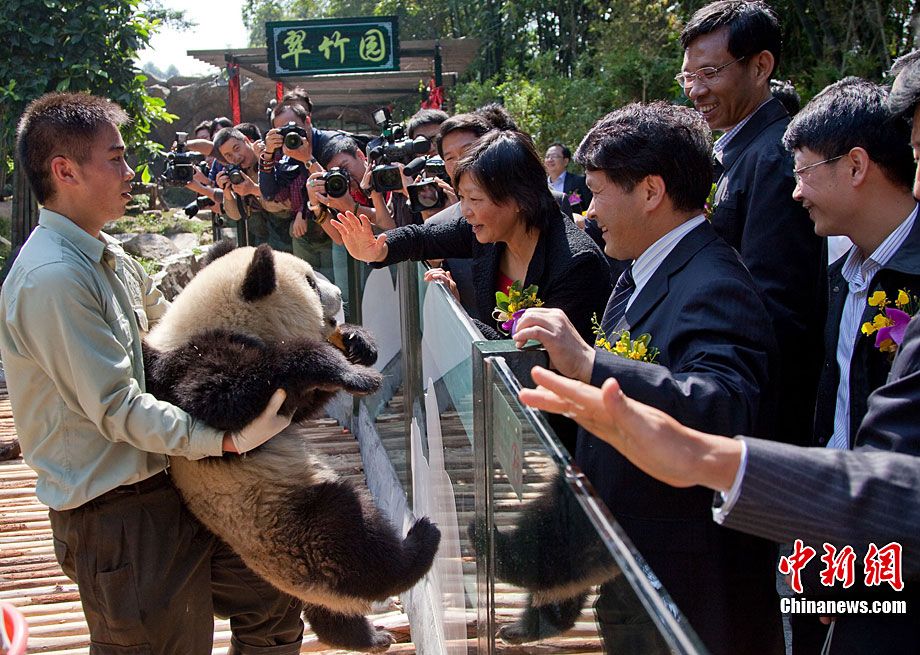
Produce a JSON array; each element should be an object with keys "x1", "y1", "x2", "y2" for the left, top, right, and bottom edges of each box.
[{"x1": 141, "y1": 243, "x2": 440, "y2": 652}]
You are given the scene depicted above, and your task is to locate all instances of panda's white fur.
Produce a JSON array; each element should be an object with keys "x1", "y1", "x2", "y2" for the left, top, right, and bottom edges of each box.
[
  {"x1": 143, "y1": 245, "x2": 440, "y2": 652},
  {"x1": 146, "y1": 246, "x2": 339, "y2": 352}
]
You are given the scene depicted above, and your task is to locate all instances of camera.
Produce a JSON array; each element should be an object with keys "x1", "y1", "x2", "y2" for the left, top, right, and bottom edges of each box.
[
  {"x1": 321, "y1": 167, "x2": 350, "y2": 198},
  {"x1": 278, "y1": 122, "x2": 308, "y2": 150},
  {"x1": 183, "y1": 189, "x2": 223, "y2": 218},
  {"x1": 424, "y1": 156, "x2": 448, "y2": 182},
  {"x1": 160, "y1": 132, "x2": 206, "y2": 187},
  {"x1": 365, "y1": 108, "x2": 431, "y2": 193},
  {"x1": 406, "y1": 178, "x2": 447, "y2": 213},
  {"x1": 225, "y1": 165, "x2": 246, "y2": 186}
]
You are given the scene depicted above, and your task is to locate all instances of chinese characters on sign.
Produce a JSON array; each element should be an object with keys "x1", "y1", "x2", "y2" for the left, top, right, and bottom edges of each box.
[
  {"x1": 779, "y1": 539, "x2": 904, "y2": 593},
  {"x1": 267, "y1": 17, "x2": 399, "y2": 77}
]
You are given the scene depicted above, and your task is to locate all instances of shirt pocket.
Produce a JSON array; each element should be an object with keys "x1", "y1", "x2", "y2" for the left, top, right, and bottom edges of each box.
[{"x1": 108, "y1": 313, "x2": 135, "y2": 354}]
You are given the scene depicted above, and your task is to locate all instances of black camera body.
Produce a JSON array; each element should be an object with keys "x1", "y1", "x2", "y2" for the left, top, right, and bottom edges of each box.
[
  {"x1": 278, "y1": 122, "x2": 308, "y2": 150},
  {"x1": 365, "y1": 107, "x2": 431, "y2": 193},
  {"x1": 160, "y1": 132, "x2": 206, "y2": 187},
  {"x1": 321, "y1": 167, "x2": 350, "y2": 198},
  {"x1": 225, "y1": 165, "x2": 246, "y2": 186},
  {"x1": 406, "y1": 178, "x2": 447, "y2": 213},
  {"x1": 370, "y1": 163, "x2": 404, "y2": 193},
  {"x1": 424, "y1": 156, "x2": 449, "y2": 183}
]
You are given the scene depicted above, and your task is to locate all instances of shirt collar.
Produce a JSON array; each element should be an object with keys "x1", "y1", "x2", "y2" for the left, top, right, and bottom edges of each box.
[
  {"x1": 38, "y1": 208, "x2": 108, "y2": 263},
  {"x1": 631, "y1": 214, "x2": 707, "y2": 294},
  {"x1": 841, "y1": 203, "x2": 919, "y2": 286}
]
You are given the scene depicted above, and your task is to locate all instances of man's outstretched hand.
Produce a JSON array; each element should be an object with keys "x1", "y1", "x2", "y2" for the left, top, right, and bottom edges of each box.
[{"x1": 518, "y1": 366, "x2": 741, "y2": 491}]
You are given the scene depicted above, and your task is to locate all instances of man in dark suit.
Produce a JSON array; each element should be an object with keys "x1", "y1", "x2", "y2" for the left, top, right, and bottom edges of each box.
[
  {"x1": 514, "y1": 102, "x2": 782, "y2": 655},
  {"x1": 518, "y1": 312, "x2": 920, "y2": 654},
  {"x1": 544, "y1": 142, "x2": 592, "y2": 214},
  {"x1": 781, "y1": 78, "x2": 919, "y2": 452},
  {"x1": 680, "y1": 1, "x2": 825, "y2": 446}
]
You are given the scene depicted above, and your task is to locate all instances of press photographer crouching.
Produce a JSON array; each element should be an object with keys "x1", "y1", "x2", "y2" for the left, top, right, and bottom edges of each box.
[{"x1": 213, "y1": 126, "x2": 293, "y2": 251}]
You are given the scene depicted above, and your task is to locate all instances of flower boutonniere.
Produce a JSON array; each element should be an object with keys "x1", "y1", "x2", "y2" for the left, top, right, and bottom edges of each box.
[
  {"x1": 591, "y1": 313, "x2": 660, "y2": 363},
  {"x1": 704, "y1": 182, "x2": 718, "y2": 219},
  {"x1": 493, "y1": 280, "x2": 544, "y2": 335},
  {"x1": 567, "y1": 191, "x2": 582, "y2": 207},
  {"x1": 861, "y1": 289, "x2": 919, "y2": 354}
]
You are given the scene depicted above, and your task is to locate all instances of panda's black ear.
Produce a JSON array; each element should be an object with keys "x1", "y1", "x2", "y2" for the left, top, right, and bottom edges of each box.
[
  {"x1": 241, "y1": 245, "x2": 277, "y2": 301},
  {"x1": 202, "y1": 239, "x2": 237, "y2": 267}
]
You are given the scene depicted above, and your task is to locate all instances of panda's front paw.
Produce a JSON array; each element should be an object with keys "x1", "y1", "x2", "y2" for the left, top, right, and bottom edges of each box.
[{"x1": 332, "y1": 324, "x2": 378, "y2": 366}]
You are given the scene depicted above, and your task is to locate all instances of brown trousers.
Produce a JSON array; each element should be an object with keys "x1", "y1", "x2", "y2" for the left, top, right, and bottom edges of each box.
[{"x1": 49, "y1": 471, "x2": 304, "y2": 655}]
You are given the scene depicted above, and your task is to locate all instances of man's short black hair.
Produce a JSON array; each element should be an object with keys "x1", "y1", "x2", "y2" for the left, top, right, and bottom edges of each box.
[
  {"x1": 474, "y1": 103, "x2": 518, "y2": 131},
  {"x1": 194, "y1": 120, "x2": 214, "y2": 137},
  {"x1": 770, "y1": 79, "x2": 801, "y2": 115},
  {"x1": 271, "y1": 102, "x2": 308, "y2": 126},
  {"x1": 406, "y1": 109, "x2": 449, "y2": 138},
  {"x1": 211, "y1": 116, "x2": 233, "y2": 132},
  {"x1": 235, "y1": 122, "x2": 262, "y2": 142},
  {"x1": 319, "y1": 135, "x2": 361, "y2": 168},
  {"x1": 783, "y1": 77, "x2": 914, "y2": 189},
  {"x1": 281, "y1": 87, "x2": 313, "y2": 115},
  {"x1": 680, "y1": 1, "x2": 782, "y2": 76},
  {"x1": 16, "y1": 92, "x2": 129, "y2": 204},
  {"x1": 453, "y1": 130, "x2": 558, "y2": 233},
  {"x1": 889, "y1": 52, "x2": 920, "y2": 119},
  {"x1": 436, "y1": 112, "x2": 493, "y2": 157},
  {"x1": 547, "y1": 142, "x2": 572, "y2": 159},
  {"x1": 575, "y1": 102, "x2": 713, "y2": 213}
]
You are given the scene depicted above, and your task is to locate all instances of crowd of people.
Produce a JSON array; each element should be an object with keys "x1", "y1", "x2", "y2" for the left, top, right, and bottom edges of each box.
[{"x1": 2, "y1": 0, "x2": 920, "y2": 653}]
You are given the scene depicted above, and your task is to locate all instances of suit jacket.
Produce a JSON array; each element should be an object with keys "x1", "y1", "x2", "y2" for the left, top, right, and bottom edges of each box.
[
  {"x1": 712, "y1": 97, "x2": 825, "y2": 445},
  {"x1": 813, "y1": 216, "x2": 920, "y2": 447},
  {"x1": 575, "y1": 220, "x2": 782, "y2": 655},
  {"x1": 376, "y1": 208, "x2": 612, "y2": 341},
  {"x1": 725, "y1": 315, "x2": 920, "y2": 654},
  {"x1": 561, "y1": 171, "x2": 592, "y2": 214}
]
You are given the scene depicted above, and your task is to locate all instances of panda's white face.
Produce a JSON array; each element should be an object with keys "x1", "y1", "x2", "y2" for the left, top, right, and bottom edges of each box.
[{"x1": 147, "y1": 246, "x2": 342, "y2": 351}]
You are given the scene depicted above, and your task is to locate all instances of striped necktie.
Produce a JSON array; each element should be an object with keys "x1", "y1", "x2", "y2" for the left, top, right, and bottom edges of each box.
[{"x1": 601, "y1": 265, "x2": 635, "y2": 335}]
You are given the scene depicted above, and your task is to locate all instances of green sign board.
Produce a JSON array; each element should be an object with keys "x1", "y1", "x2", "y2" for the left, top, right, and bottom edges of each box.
[{"x1": 266, "y1": 17, "x2": 399, "y2": 77}]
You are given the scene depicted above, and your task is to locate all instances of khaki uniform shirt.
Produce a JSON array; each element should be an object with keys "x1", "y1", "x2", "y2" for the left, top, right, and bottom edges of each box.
[{"x1": 0, "y1": 209, "x2": 224, "y2": 510}]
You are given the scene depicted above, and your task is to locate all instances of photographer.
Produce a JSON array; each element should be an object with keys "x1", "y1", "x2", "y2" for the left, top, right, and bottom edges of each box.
[
  {"x1": 259, "y1": 102, "x2": 339, "y2": 279},
  {"x1": 213, "y1": 126, "x2": 293, "y2": 251},
  {"x1": 306, "y1": 135, "x2": 383, "y2": 228}
]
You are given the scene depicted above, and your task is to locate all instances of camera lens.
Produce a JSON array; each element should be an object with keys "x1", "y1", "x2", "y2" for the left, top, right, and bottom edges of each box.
[
  {"x1": 324, "y1": 171, "x2": 350, "y2": 198},
  {"x1": 284, "y1": 132, "x2": 304, "y2": 150},
  {"x1": 227, "y1": 167, "x2": 245, "y2": 185}
]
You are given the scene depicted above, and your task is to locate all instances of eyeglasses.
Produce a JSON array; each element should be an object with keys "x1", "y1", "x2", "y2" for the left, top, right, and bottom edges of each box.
[
  {"x1": 544, "y1": 155, "x2": 563, "y2": 161},
  {"x1": 674, "y1": 56, "x2": 746, "y2": 90},
  {"x1": 793, "y1": 155, "x2": 844, "y2": 183}
]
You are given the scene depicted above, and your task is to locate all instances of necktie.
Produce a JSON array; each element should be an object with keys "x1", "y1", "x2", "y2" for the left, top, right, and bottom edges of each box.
[{"x1": 601, "y1": 265, "x2": 635, "y2": 335}]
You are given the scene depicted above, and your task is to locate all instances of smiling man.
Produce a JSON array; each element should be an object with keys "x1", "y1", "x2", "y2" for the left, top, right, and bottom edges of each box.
[
  {"x1": 783, "y1": 79, "x2": 919, "y2": 449},
  {"x1": 680, "y1": 1, "x2": 825, "y2": 449},
  {"x1": 512, "y1": 102, "x2": 782, "y2": 655}
]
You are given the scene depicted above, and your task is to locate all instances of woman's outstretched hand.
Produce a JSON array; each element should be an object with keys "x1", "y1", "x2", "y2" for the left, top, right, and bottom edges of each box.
[{"x1": 330, "y1": 210, "x2": 389, "y2": 263}]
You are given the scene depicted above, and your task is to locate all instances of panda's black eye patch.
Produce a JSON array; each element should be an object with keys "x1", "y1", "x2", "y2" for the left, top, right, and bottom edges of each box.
[{"x1": 306, "y1": 275, "x2": 317, "y2": 290}]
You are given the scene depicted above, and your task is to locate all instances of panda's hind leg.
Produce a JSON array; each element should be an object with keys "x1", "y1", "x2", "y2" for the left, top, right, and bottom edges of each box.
[{"x1": 303, "y1": 603, "x2": 395, "y2": 653}]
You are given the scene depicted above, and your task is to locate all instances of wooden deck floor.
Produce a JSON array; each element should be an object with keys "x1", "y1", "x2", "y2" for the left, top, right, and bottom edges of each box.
[{"x1": 0, "y1": 385, "x2": 603, "y2": 654}]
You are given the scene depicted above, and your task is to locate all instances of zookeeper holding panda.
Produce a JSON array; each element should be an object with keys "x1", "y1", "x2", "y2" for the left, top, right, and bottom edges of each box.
[{"x1": 0, "y1": 92, "x2": 304, "y2": 655}]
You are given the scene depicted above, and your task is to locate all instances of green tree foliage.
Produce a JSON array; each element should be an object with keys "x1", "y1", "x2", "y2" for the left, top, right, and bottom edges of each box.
[
  {"x1": 0, "y1": 0, "x2": 176, "y2": 182},
  {"x1": 239, "y1": 0, "x2": 920, "y2": 152}
]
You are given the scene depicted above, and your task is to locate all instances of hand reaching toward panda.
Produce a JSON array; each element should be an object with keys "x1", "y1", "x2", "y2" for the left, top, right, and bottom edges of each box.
[
  {"x1": 223, "y1": 388, "x2": 292, "y2": 453},
  {"x1": 330, "y1": 210, "x2": 388, "y2": 263}
]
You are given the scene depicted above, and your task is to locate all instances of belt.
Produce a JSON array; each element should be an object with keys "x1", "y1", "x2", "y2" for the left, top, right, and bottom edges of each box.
[{"x1": 92, "y1": 470, "x2": 171, "y2": 505}]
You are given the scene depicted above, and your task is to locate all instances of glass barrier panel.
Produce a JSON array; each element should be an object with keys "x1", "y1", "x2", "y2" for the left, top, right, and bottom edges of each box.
[{"x1": 475, "y1": 353, "x2": 709, "y2": 655}]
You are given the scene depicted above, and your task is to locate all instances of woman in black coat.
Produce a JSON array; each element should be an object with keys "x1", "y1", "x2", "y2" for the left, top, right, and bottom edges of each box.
[{"x1": 331, "y1": 129, "x2": 612, "y2": 341}]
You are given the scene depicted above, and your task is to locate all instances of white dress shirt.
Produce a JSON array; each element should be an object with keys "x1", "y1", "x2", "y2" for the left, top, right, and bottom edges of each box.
[
  {"x1": 548, "y1": 170, "x2": 567, "y2": 194},
  {"x1": 627, "y1": 215, "x2": 707, "y2": 312}
]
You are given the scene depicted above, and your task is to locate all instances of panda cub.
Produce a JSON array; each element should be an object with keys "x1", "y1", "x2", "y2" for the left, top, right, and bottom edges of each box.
[{"x1": 142, "y1": 242, "x2": 441, "y2": 653}]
